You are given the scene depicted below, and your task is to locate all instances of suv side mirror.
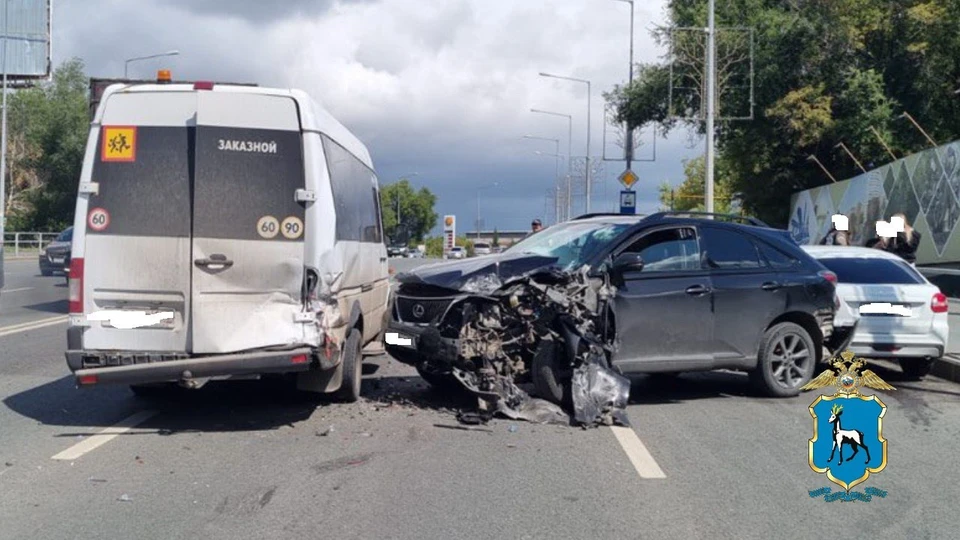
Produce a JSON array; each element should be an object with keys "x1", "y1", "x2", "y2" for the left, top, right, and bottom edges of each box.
[{"x1": 613, "y1": 252, "x2": 644, "y2": 273}]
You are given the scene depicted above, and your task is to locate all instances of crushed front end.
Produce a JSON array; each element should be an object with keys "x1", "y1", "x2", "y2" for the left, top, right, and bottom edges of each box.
[{"x1": 386, "y1": 265, "x2": 631, "y2": 427}]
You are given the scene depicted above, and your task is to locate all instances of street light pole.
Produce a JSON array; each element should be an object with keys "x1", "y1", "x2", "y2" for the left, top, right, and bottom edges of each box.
[
  {"x1": 705, "y1": 0, "x2": 717, "y2": 214},
  {"x1": 869, "y1": 126, "x2": 898, "y2": 162},
  {"x1": 530, "y1": 108, "x2": 573, "y2": 220},
  {"x1": 0, "y1": 0, "x2": 8, "y2": 238},
  {"x1": 613, "y1": 0, "x2": 635, "y2": 168},
  {"x1": 539, "y1": 72, "x2": 592, "y2": 213},
  {"x1": 476, "y1": 182, "x2": 499, "y2": 239},
  {"x1": 124, "y1": 50, "x2": 180, "y2": 79}
]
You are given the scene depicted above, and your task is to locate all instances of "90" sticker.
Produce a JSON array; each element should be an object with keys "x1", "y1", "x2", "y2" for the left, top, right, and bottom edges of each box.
[{"x1": 281, "y1": 216, "x2": 304, "y2": 239}]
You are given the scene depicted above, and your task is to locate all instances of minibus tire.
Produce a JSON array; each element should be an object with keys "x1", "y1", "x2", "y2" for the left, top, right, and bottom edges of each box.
[{"x1": 337, "y1": 329, "x2": 363, "y2": 402}]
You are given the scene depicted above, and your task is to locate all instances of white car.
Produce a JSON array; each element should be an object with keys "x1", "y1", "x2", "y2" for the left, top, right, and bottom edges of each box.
[
  {"x1": 446, "y1": 247, "x2": 466, "y2": 259},
  {"x1": 473, "y1": 242, "x2": 492, "y2": 256},
  {"x1": 802, "y1": 245, "x2": 949, "y2": 379}
]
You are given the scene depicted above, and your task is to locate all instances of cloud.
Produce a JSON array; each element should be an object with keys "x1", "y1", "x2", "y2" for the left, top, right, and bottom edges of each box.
[{"x1": 53, "y1": 0, "x2": 702, "y2": 234}]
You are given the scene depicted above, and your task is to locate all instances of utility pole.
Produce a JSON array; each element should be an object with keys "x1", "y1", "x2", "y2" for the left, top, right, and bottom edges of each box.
[
  {"x1": 0, "y1": 0, "x2": 8, "y2": 235},
  {"x1": 705, "y1": 0, "x2": 716, "y2": 214}
]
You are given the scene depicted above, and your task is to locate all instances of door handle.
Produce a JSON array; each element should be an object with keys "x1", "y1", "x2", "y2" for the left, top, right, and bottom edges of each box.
[
  {"x1": 195, "y1": 254, "x2": 234, "y2": 269},
  {"x1": 685, "y1": 284, "x2": 710, "y2": 296},
  {"x1": 761, "y1": 281, "x2": 781, "y2": 291}
]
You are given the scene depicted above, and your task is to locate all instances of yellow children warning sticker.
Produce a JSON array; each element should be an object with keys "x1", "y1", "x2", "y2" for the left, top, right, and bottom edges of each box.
[{"x1": 101, "y1": 126, "x2": 137, "y2": 162}]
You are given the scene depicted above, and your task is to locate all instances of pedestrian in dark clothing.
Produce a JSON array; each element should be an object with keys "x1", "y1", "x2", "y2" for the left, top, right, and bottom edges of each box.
[
  {"x1": 883, "y1": 213, "x2": 920, "y2": 265},
  {"x1": 820, "y1": 225, "x2": 849, "y2": 246}
]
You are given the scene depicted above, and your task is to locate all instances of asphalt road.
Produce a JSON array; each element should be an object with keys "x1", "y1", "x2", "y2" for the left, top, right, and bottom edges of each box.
[{"x1": 2, "y1": 256, "x2": 960, "y2": 539}]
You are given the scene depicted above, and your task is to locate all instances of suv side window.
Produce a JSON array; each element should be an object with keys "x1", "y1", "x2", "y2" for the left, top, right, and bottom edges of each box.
[
  {"x1": 700, "y1": 227, "x2": 762, "y2": 269},
  {"x1": 620, "y1": 227, "x2": 700, "y2": 273},
  {"x1": 756, "y1": 241, "x2": 799, "y2": 269}
]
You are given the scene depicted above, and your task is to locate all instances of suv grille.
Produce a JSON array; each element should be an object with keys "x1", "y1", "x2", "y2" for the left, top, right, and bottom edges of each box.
[{"x1": 395, "y1": 296, "x2": 453, "y2": 324}]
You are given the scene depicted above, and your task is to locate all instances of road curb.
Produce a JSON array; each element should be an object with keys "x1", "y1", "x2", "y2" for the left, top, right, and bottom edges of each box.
[{"x1": 934, "y1": 354, "x2": 960, "y2": 383}]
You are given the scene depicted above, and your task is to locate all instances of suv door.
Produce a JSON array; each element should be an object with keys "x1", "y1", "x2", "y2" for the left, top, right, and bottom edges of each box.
[
  {"x1": 610, "y1": 225, "x2": 714, "y2": 370},
  {"x1": 699, "y1": 226, "x2": 787, "y2": 361}
]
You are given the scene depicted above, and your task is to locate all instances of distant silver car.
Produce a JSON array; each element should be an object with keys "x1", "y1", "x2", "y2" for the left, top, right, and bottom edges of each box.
[
  {"x1": 473, "y1": 242, "x2": 492, "y2": 256},
  {"x1": 446, "y1": 246, "x2": 466, "y2": 259}
]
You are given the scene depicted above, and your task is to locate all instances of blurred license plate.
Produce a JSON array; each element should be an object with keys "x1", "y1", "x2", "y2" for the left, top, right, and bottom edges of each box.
[
  {"x1": 860, "y1": 302, "x2": 911, "y2": 317},
  {"x1": 101, "y1": 311, "x2": 176, "y2": 329},
  {"x1": 51, "y1": 258, "x2": 63, "y2": 264}
]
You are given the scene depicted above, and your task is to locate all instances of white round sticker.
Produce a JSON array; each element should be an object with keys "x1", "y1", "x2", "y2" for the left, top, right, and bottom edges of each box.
[
  {"x1": 257, "y1": 215, "x2": 280, "y2": 239},
  {"x1": 88, "y1": 207, "x2": 110, "y2": 232},
  {"x1": 281, "y1": 216, "x2": 304, "y2": 240}
]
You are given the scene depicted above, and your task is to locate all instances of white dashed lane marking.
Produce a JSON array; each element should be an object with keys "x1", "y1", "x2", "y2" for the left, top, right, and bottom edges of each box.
[
  {"x1": 51, "y1": 410, "x2": 158, "y2": 461},
  {"x1": 610, "y1": 425, "x2": 667, "y2": 479}
]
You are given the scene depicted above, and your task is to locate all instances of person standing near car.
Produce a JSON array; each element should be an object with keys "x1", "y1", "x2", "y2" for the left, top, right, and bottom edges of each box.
[
  {"x1": 819, "y1": 224, "x2": 849, "y2": 246},
  {"x1": 883, "y1": 213, "x2": 920, "y2": 266},
  {"x1": 524, "y1": 219, "x2": 543, "y2": 239}
]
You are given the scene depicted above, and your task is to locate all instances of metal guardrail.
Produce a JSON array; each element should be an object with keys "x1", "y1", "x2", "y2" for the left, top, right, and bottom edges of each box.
[{"x1": 2, "y1": 232, "x2": 60, "y2": 257}]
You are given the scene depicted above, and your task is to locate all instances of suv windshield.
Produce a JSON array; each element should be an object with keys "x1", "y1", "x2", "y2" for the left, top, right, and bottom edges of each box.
[
  {"x1": 57, "y1": 228, "x2": 73, "y2": 243},
  {"x1": 505, "y1": 222, "x2": 631, "y2": 269}
]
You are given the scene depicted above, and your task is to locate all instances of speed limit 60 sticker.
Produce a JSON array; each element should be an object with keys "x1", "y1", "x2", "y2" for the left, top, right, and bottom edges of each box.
[
  {"x1": 257, "y1": 216, "x2": 280, "y2": 239},
  {"x1": 281, "y1": 216, "x2": 304, "y2": 239},
  {"x1": 88, "y1": 208, "x2": 111, "y2": 232}
]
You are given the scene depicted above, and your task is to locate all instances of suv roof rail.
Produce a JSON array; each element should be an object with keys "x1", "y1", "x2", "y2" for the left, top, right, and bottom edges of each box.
[
  {"x1": 571, "y1": 212, "x2": 647, "y2": 221},
  {"x1": 646, "y1": 211, "x2": 770, "y2": 228}
]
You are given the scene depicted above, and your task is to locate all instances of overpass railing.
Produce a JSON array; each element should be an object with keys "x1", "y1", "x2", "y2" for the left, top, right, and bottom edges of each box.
[{"x1": 2, "y1": 232, "x2": 60, "y2": 258}]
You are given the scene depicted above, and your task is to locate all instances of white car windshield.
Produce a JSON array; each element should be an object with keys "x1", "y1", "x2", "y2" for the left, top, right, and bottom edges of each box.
[{"x1": 505, "y1": 222, "x2": 631, "y2": 269}]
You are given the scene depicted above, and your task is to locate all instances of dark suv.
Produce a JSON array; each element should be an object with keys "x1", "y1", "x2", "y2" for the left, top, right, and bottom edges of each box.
[{"x1": 385, "y1": 212, "x2": 855, "y2": 399}]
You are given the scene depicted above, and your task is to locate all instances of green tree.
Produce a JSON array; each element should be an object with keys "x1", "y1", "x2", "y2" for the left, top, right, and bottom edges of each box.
[
  {"x1": 4, "y1": 58, "x2": 89, "y2": 231},
  {"x1": 379, "y1": 180, "x2": 438, "y2": 245},
  {"x1": 658, "y1": 156, "x2": 734, "y2": 213},
  {"x1": 491, "y1": 228, "x2": 500, "y2": 247},
  {"x1": 606, "y1": 0, "x2": 960, "y2": 226}
]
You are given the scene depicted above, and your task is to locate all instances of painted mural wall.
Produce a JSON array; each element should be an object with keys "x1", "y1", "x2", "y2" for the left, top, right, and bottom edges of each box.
[{"x1": 788, "y1": 139, "x2": 960, "y2": 266}]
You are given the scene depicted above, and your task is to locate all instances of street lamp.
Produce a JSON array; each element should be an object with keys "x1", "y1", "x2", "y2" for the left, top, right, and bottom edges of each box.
[
  {"x1": 868, "y1": 126, "x2": 898, "y2": 161},
  {"x1": 539, "y1": 72, "x2": 592, "y2": 213},
  {"x1": 124, "y1": 50, "x2": 180, "y2": 78},
  {"x1": 531, "y1": 108, "x2": 573, "y2": 220},
  {"x1": 524, "y1": 135, "x2": 562, "y2": 219},
  {"x1": 476, "y1": 182, "x2": 499, "y2": 239}
]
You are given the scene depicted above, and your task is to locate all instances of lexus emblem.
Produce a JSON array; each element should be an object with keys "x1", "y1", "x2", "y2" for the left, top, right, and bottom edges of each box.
[{"x1": 412, "y1": 304, "x2": 426, "y2": 318}]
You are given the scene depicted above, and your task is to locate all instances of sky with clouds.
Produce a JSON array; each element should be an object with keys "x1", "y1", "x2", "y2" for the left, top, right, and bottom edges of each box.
[{"x1": 51, "y1": 0, "x2": 704, "y2": 234}]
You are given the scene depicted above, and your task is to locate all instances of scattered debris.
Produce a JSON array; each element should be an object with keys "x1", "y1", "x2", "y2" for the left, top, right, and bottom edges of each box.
[
  {"x1": 88, "y1": 477, "x2": 107, "y2": 483},
  {"x1": 117, "y1": 494, "x2": 133, "y2": 502},
  {"x1": 4, "y1": 462, "x2": 11, "y2": 467},
  {"x1": 433, "y1": 424, "x2": 494, "y2": 433},
  {"x1": 508, "y1": 425, "x2": 518, "y2": 433},
  {"x1": 316, "y1": 426, "x2": 335, "y2": 437}
]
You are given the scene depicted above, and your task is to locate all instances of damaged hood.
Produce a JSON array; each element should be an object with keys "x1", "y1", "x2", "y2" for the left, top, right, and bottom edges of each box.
[{"x1": 395, "y1": 251, "x2": 563, "y2": 293}]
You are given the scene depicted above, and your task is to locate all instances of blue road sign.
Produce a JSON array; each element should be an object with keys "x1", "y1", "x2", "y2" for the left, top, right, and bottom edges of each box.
[{"x1": 620, "y1": 190, "x2": 636, "y2": 214}]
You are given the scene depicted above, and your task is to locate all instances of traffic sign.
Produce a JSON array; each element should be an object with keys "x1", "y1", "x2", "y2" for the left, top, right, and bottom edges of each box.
[
  {"x1": 618, "y1": 169, "x2": 638, "y2": 189},
  {"x1": 620, "y1": 190, "x2": 636, "y2": 215}
]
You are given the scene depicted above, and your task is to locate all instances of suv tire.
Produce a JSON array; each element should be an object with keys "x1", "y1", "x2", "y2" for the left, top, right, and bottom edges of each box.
[
  {"x1": 750, "y1": 322, "x2": 816, "y2": 397},
  {"x1": 899, "y1": 357, "x2": 936, "y2": 380},
  {"x1": 531, "y1": 340, "x2": 572, "y2": 407},
  {"x1": 336, "y1": 328, "x2": 363, "y2": 403}
]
